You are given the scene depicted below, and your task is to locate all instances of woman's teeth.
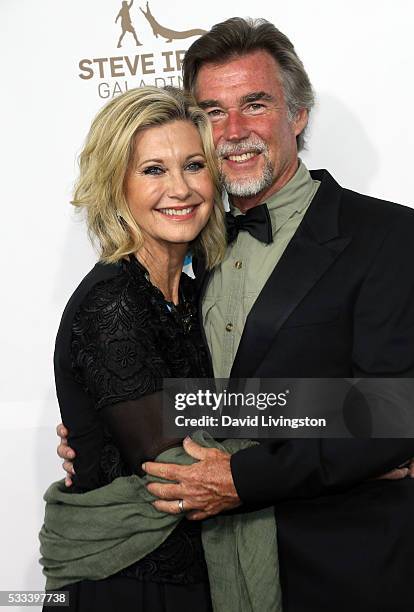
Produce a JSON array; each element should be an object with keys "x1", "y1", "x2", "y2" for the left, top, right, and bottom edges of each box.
[{"x1": 158, "y1": 207, "x2": 194, "y2": 216}]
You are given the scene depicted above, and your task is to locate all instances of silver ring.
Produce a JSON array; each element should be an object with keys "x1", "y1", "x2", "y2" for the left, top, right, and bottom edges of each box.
[{"x1": 178, "y1": 499, "x2": 185, "y2": 513}]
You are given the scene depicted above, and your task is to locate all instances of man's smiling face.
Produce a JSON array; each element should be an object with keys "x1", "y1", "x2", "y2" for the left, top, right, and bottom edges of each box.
[{"x1": 194, "y1": 50, "x2": 308, "y2": 211}]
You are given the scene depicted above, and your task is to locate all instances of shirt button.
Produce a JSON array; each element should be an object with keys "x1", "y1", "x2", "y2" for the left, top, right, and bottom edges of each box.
[
  {"x1": 234, "y1": 260, "x2": 243, "y2": 269},
  {"x1": 225, "y1": 323, "x2": 233, "y2": 332}
]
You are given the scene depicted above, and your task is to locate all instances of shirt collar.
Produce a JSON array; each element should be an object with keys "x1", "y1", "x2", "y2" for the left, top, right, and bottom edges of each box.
[{"x1": 228, "y1": 159, "x2": 317, "y2": 237}]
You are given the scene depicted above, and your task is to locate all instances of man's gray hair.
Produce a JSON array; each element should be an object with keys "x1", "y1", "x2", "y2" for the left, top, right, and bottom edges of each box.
[{"x1": 183, "y1": 17, "x2": 315, "y2": 151}]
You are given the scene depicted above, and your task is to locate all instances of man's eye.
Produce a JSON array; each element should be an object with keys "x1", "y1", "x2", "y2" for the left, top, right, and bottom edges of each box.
[
  {"x1": 186, "y1": 161, "x2": 206, "y2": 172},
  {"x1": 207, "y1": 109, "x2": 224, "y2": 121},
  {"x1": 246, "y1": 103, "x2": 266, "y2": 113},
  {"x1": 143, "y1": 166, "x2": 164, "y2": 175}
]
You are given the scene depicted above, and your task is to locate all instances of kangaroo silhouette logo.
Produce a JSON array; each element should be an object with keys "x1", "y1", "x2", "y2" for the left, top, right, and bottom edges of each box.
[
  {"x1": 80, "y1": 1, "x2": 206, "y2": 98},
  {"x1": 140, "y1": 2, "x2": 207, "y2": 42},
  {"x1": 115, "y1": 0, "x2": 142, "y2": 48}
]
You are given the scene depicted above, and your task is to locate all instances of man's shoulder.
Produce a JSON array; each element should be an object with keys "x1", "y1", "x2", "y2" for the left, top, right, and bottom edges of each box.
[
  {"x1": 312, "y1": 168, "x2": 414, "y2": 231},
  {"x1": 342, "y1": 186, "x2": 414, "y2": 225},
  {"x1": 342, "y1": 195, "x2": 414, "y2": 259}
]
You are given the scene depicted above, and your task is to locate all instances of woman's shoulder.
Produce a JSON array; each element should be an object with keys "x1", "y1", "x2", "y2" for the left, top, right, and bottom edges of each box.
[
  {"x1": 59, "y1": 261, "x2": 122, "y2": 319},
  {"x1": 55, "y1": 261, "x2": 139, "y2": 349}
]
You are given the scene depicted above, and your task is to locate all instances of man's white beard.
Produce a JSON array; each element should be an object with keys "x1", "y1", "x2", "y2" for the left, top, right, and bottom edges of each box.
[
  {"x1": 216, "y1": 136, "x2": 275, "y2": 198},
  {"x1": 221, "y1": 157, "x2": 274, "y2": 198}
]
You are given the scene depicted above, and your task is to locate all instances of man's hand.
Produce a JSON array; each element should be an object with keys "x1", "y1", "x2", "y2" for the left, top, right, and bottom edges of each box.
[
  {"x1": 142, "y1": 437, "x2": 241, "y2": 520},
  {"x1": 56, "y1": 423, "x2": 76, "y2": 487},
  {"x1": 376, "y1": 458, "x2": 414, "y2": 481}
]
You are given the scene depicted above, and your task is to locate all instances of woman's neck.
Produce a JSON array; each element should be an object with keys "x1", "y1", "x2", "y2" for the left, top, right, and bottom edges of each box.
[{"x1": 136, "y1": 241, "x2": 188, "y2": 305}]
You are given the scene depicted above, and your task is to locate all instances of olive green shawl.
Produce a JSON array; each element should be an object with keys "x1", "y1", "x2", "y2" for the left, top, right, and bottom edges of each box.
[{"x1": 39, "y1": 432, "x2": 282, "y2": 612}]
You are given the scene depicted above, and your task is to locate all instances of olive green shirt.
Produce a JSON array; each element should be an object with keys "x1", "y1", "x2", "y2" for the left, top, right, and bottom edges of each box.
[{"x1": 202, "y1": 160, "x2": 320, "y2": 378}]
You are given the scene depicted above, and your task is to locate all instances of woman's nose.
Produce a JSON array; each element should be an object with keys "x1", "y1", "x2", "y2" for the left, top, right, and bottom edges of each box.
[{"x1": 167, "y1": 171, "x2": 192, "y2": 200}]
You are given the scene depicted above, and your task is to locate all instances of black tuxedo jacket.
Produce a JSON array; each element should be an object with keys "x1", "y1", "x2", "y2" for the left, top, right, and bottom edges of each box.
[{"x1": 196, "y1": 170, "x2": 414, "y2": 612}]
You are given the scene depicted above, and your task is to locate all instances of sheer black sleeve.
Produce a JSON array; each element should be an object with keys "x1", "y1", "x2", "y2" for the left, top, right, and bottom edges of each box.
[
  {"x1": 70, "y1": 271, "x2": 182, "y2": 480},
  {"x1": 55, "y1": 259, "x2": 210, "y2": 491},
  {"x1": 101, "y1": 395, "x2": 182, "y2": 474}
]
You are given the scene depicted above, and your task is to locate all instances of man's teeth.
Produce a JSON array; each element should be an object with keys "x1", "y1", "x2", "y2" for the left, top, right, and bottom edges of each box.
[
  {"x1": 158, "y1": 207, "x2": 194, "y2": 216},
  {"x1": 227, "y1": 152, "x2": 257, "y2": 162}
]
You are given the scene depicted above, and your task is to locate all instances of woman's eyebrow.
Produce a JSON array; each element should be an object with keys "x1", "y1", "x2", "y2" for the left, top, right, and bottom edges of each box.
[
  {"x1": 184, "y1": 152, "x2": 206, "y2": 160},
  {"x1": 137, "y1": 158, "x2": 164, "y2": 165},
  {"x1": 136, "y1": 153, "x2": 205, "y2": 165}
]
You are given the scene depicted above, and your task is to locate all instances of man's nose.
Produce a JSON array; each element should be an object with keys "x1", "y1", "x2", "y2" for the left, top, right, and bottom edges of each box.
[
  {"x1": 168, "y1": 171, "x2": 192, "y2": 200},
  {"x1": 222, "y1": 110, "x2": 250, "y2": 141}
]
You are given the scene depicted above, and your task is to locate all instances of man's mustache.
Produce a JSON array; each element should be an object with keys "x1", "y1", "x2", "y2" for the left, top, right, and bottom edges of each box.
[{"x1": 216, "y1": 138, "x2": 268, "y2": 158}]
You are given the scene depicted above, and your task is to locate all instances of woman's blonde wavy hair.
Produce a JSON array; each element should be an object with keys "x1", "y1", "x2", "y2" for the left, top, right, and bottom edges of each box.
[{"x1": 72, "y1": 86, "x2": 226, "y2": 268}]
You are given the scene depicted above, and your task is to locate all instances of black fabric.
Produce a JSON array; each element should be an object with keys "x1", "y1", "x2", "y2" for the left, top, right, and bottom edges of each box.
[
  {"x1": 45, "y1": 578, "x2": 212, "y2": 612},
  {"x1": 200, "y1": 170, "x2": 414, "y2": 612},
  {"x1": 226, "y1": 202, "x2": 273, "y2": 244},
  {"x1": 274, "y1": 478, "x2": 414, "y2": 612},
  {"x1": 101, "y1": 395, "x2": 182, "y2": 475},
  {"x1": 53, "y1": 256, "x2": 213, "y2": 608}
]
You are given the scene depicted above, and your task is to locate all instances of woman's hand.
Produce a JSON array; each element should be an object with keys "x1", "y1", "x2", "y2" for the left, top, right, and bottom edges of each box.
[
  {"x1": 56, "y1": 423, "x2": 76, "y2": 487},
  {"x1": 142, "y1": 437, "x2": 241, "y2": 520}
]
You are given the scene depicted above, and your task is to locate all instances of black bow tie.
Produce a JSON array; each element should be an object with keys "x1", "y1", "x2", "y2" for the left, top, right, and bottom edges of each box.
[{"x1": 226, "y1": 203, "x2": 273, "y2": 244}]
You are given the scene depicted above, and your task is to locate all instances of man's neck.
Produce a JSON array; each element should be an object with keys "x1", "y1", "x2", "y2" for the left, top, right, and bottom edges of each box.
[{"x1": 231, "y1": 158, "x2": 299, "y2": 213}]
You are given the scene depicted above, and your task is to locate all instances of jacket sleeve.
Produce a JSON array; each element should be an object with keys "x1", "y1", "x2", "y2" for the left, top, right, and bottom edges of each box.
[{"x1": 231, "y1": 210, "x2": 414, "y2": 505}]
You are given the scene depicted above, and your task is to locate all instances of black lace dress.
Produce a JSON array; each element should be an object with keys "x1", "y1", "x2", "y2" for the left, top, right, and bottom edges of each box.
[{"x1": 50, "y1": 256, "x2": 213, "y2": 611}]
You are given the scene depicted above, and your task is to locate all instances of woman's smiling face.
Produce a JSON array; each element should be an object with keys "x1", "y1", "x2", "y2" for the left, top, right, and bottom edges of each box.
[{"x1": 124, "y1": 120, "x2": 215, "y2": 250}]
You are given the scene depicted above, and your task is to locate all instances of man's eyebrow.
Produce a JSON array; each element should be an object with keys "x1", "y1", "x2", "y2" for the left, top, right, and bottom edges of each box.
[
  {"x1": 240, "y1": 91, "x2": 276, "y2": 104},
  {"x1": 197, "y1": 92, "x2": 276, "y2": 109},
  {"x1": 198, "y1": 99, "x2": 221, "y2": 109}
]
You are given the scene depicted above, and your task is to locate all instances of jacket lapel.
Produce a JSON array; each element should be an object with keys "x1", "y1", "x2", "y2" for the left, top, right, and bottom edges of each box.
[{"x1": 231, "y1": 170, "x2": 352, "y2": 378}]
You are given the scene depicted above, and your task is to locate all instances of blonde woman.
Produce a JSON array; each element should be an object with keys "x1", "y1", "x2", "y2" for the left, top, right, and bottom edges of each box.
[{"x1": 41, "y1": 87, "x2": 226, "y2": 611}]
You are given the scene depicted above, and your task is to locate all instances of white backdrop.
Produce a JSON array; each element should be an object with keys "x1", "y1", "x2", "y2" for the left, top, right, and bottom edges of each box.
[{"x1": 1, "y1": 0, "x2": 413, "y2": 606}]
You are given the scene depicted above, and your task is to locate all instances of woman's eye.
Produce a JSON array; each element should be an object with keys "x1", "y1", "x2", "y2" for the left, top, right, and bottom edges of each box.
[
  {"x1": 143, "y1": 166, "x2": 164, "y2": 175},
  {"x1": 186, "y1": 161, "x2": 205, "y2": 172}
]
